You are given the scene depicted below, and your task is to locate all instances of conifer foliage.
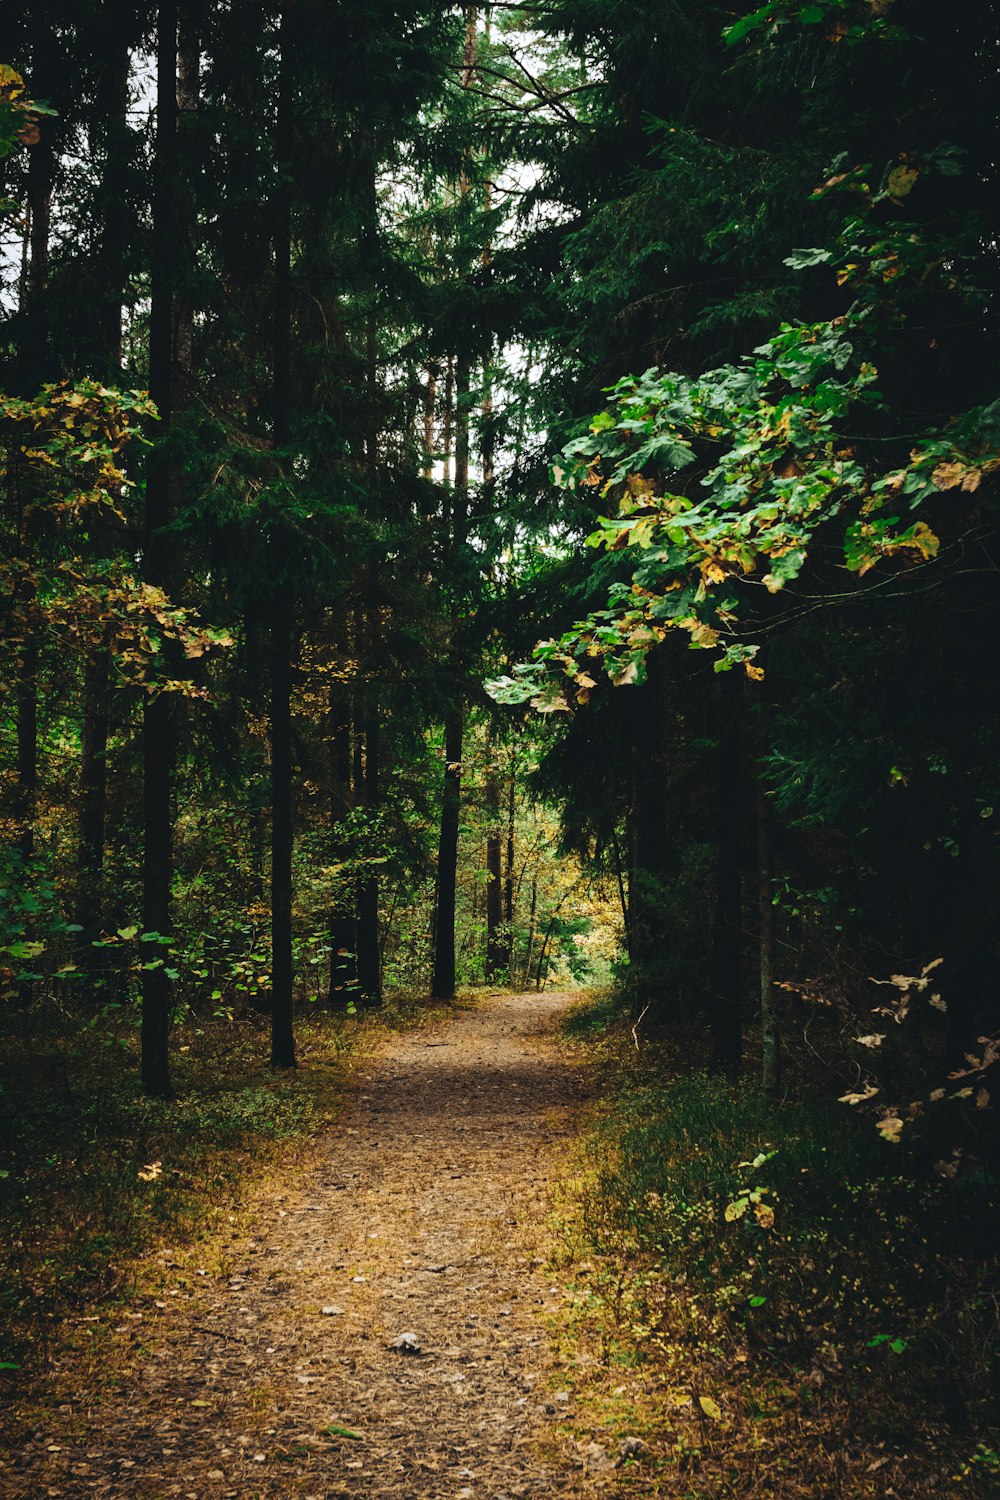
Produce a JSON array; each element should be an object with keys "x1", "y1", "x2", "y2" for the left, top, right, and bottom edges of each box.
[{"x1": 0, "y1": 0, "x2": 996, "y2": 1260}]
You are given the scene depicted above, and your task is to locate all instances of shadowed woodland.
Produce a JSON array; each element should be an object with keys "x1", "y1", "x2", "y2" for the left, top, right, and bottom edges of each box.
[{"x1": 0, "y1": 2, "x2": 998, "y2": 1496}]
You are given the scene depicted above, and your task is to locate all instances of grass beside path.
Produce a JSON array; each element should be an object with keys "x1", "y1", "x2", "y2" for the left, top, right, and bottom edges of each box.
[
  {"x1": 0, "y1": 993, "x2": 452, "y2": 1397},
  {"x1": 544, "y1": 990, "x2": 1000, "y2": 1497}
]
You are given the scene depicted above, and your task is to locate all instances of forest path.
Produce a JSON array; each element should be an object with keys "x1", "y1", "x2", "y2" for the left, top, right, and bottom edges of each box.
[{"x1": 8, "y1": 992, "x2": 600, "y2": 1500}]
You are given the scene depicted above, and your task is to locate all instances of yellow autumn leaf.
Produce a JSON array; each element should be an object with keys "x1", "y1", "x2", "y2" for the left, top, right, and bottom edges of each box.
[
  {"x1": 698, "y1": 1396, "x2": 723, "y2": 1420},
  {"x1": 688, "y1": 621, "x2": 720, "y2": 649},
  {"x1": 754, "y1": 1202, "x2": 775, "y2": 1229},
  {"x1": 886, "y1": 164, "x2": 919, "y2": 201},
  {"x1": 908, "y1": 521, "x2": 940, "y2": 560},
  {"x1": 931, "y1": 460, "x2": 980, "y2": 493}
]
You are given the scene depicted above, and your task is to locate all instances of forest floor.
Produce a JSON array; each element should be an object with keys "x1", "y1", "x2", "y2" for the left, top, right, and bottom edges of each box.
[{"x1": 0, "y1": 991, "x2": 625, "y2": 1500}]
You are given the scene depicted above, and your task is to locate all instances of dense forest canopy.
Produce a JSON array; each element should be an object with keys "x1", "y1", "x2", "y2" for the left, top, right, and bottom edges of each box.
[
  {"x1": 3, "y1": 0, "x2": 996, "y2": 1083},
  {"x1": 0, "y1": 2, "x2": 998, "y2": 1488}
]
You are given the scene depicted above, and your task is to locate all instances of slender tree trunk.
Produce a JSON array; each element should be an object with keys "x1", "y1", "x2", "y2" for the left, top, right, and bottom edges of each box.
[
  {"x1": 523, "y1": 875, "x2": 538, "y2": 987},
  {"x1": 13, "y1": 27, "x2": 59, "y2": 1006},
  {"x1": 269, "y1": 598, "x2": 295, "y2": 1063},
  {"x1": 78, "y1": 10, "x2": 131, "y2": 974},
  {"x1": 356, "y1": 682, "x2": 382, "y2": 1006},
  {"x1": 141, "y1": 0, "x2": 178, "y2": 1097},
  {"x1": 175, "y1": 1, "x2": 201, "y2": 393},
  {"x1": 431, "y1": 709, "x2": 463, "y2": 999},
  {"x1": 708, "y1": 670, "x2": 744, "y2": 1076},
  {"x1": 328, "y1": 667, "x2": 356, "y2": 1005},
  {"x1": 757, "y1": 761, "x2": 779, "y2": 1095},
  {"x1": 535, "y1": 916, "x2": 555, "y2": 990},
  {"x1": 611, "y1": 826, "x2": 631, "y2": 959},
  {"x1": 14, "y1": 632, "x2": 37, "y2": 1008},
  {"x1": 429, "y1": 308, "x2": 469, "y2": 994},
  {"x1": 77, "y1": 651, "x2": 110, "y2": 967},
  {"x1": 485, "y1": 769, "x2": 504, "y2": 978},
  {"x1": 422, "y1": 361, "x2": 438, "y2": 481},
  {"x1": 627, "y1": 652, "x2": 671, "y2": 1025},
  {"x1": 442, "y1": 356, "x2": 454, "y2": 497},
  {"x1": 269, "y1": 5, "x2": 296, "y2": 1068},
  {"x1": 503, "y1": 771, "x2": 515, "y2": 967}
]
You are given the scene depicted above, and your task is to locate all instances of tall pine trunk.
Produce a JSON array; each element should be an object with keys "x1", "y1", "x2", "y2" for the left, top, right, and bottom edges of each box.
[
  {"x1": 708, "y1": 670, "x2": 744, "y2": 1076},
  {"x1": 431, "y1": 709, "x2": 463, "y2": 999},
  {"x1": 485, "y1": 768, "x2": 505, "y2": 979},
  {"x1": 78, "y1": 6, "x2": 133, "y2": 976},
  {"x1": 141, "y1": 0, "x2": 178, "y2": 1097},
  {"x1": 77, "y1": 651, "x2": 110, "y2": 970},
  {"x1": 756, "y1": 760, "x2": 779, "y2": 1094},
  {"x1": 269, "y1": 5, "x2": 296, "y2": 1068},
  {"x1": 503, "y1": 773, "x2": 515, "y2": 966},
  {"x1": 328, "y1": 673, "x2": 356, "y2": 1005},
  {"x1": 14, "y1": 24, "x2": 58, "y2": 1006},
  {"x1": 522, "y1": 875, "x2": 538, "y2": 988},
  {"x1": 628, "y1": 653, "x2": 671, "y2": 1027},
  {"x1": 356, "y1": 657, "x2": 382, "y2": 1006}
]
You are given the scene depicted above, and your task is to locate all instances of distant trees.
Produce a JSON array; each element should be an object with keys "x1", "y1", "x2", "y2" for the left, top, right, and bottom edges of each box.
[{"x1": 1, "y1": 11, "x2": 609, "y2": 1092}]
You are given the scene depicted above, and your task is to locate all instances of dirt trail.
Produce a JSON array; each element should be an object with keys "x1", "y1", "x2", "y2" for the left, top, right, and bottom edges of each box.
[{"x1": 4, "y1": 992, "x2": 599, "y2": 1500}]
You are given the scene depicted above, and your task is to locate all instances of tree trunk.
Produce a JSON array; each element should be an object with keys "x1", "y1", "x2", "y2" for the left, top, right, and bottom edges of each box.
[
  {"x1": 328, "y1": 671, "x2": 356, "y2": 1005},
  {"x1": 523, "y1": 875, "x2": 538, "y2": 988},
  {"x1": 708, "y1": 670, "x2": 744, "y2": 1077},
  {"x1": 756, "y1": 760, "x2": 780, "y2": 1095},
  {"x1": 431, "y1": 708, "x2": 463, "y2": 1000},
  {"x1": 77, "y1": 651, "x2": 110, "y2": 971},
  {"x1": 625, "y1": 651, "x2": 672, "y2": 1025},
  {"x1": 13, "y1": 24, "x2": 58, "y2": 1006},
  {"x1": 611, "y1": 826, "x2": 631, "y2": 959},
  {"x1": 141, "y1": 0, "x2": 178, "y2": 1098},
  {"x1": 269, "y1": 596, "x2": 295, "y2": 1065},
  {"x1": 485, "y1": 769, "x2": 505, "y2": 978},
  {"x1": 356, "y1": 681, "x2": 382, "y2": 1006},
  {"x1": 77, "y1": 10, "x2": 132, "y2": 975},
  {"x1": 269, "y1": 5, "x2": 296, "y2": 1068},
  {"x1": 503, "y1": 771, "x2": 515, "y2": 966},
  {"x1": 14, "y1": 632, "x2": 37, "y2": 1008}
]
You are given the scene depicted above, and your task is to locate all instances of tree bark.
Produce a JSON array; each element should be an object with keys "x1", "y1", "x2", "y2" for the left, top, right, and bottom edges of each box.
[
  {"x1": 756, "y1": 759, "x2": 780, "y2": 1095},
  {"x1": 77, "y1": 6, "x2": 131, "y2": 975},
  {"x1": 503, "y1": 771, "x2": 515, "y2": 967},
  {"x1": 13, "y1": 23, "x2": 58, "y2": 1006},
  {"x1": 269, "y1": 4, "x2": 296, "y2": 1068},
  {"x1": 523, "y1": 875, "x2": 538, "y2": 988},
  {"x1": 356, "y1": 676, "x2": 382, "y2": 1006},
  {"x1": 431, "y1": 708, "x2": 463, "y2": 999},
  {"x1": 328, "y1": 667, "x2": 356, "y2": 1005},
  {"x1": 77, "y1": 651, "x2": 110, "y2": 969},
  {"x1": 485, "y1": 768, "x2": 505, "y2": 978},
  {"x1": 628, "y1": 655, "x2": 671, "y2": 1024},
  {"x1": 708, "y1": 669, "x2": 744, "y2": 1077},
  {"x1": 141, "y1": 0, "x2": 178, "y2": 1098}
]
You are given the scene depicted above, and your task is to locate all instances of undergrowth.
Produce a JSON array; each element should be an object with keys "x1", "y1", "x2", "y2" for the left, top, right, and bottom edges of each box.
[
  {"x1": 552, "y1": 992, "x2": 1000, "y2": 1497},
  {"x1": 0, "y1": 992, "x2": 437, "y2": 1382}
]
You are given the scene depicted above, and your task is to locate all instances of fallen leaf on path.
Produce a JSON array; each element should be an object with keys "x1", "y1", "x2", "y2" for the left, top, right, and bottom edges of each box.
[{"x1": 391, "y1": 1331, "x2": 422, "y2": 1354}]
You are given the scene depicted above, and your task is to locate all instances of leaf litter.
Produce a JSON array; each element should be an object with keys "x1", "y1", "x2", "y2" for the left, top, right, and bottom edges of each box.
[{"x1": 0, "y1": 992, "x2": 605, "y2": 1498}]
